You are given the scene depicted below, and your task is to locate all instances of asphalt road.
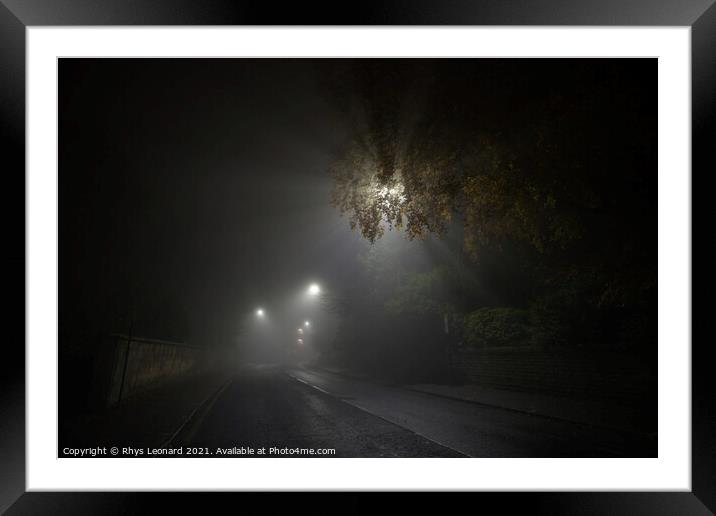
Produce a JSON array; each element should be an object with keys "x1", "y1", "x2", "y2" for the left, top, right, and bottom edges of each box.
[{"x1": 172, "y1": 364, "x2": 653, "y2": 458}]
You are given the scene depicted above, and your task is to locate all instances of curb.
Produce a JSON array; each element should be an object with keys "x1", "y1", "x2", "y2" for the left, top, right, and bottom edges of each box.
[
  {"x1": 159, "y1": 374, "x2": 235, "y2": 449},
  {"x1": 310, "y1": 365, "x2": 655, "y2": 445}
]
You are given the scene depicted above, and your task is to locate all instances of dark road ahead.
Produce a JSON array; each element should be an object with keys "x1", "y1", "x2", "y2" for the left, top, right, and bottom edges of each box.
[
  {"x1": 172, "y1": 365, "x2": 462, "y2": 457},
  {"x1": 171, "y1": 365, "x2": 653, "y2": 458}
]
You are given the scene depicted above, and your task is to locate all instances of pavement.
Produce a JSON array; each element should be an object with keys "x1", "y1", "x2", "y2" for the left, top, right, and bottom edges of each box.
[
  {"x1": 58, "y1": 363, "x2": 656, "y2": 459},
  {"x1": 287, "y1": 367, "x2": 654, "y2": 457},
  {"x1": 407, "y1": 383, "x2": 654, "y2": 435},
  {"x1": 316, "y1": 365, "x2": 655, "y2": 436},
  {"x1": 164, "y1": 364, "x2": 654, "y2": 457},
  {"x1": 171, "y1": 364, "x2": 462, "y2": 457}
]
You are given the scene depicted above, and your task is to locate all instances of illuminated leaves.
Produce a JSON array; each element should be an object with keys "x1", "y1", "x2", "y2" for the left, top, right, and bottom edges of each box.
[{"x1": 329, "y1": 127, "x2": 577, "y2": 262}]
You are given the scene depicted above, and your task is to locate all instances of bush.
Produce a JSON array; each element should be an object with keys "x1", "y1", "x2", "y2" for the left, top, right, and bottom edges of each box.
[
  {"x1": 463, "y1": 307, "x2": 531, "y2": 348},
  {"x1": 527, "y1": 299, "x2": 566, "y2": 348}
]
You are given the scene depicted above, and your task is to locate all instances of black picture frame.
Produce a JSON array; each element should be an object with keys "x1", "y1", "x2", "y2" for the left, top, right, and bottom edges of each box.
[{"x1": 1, "y1": 1, "x2": 708, "y2": 513}]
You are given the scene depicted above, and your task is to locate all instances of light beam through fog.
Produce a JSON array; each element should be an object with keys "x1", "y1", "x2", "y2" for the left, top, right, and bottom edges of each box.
[{"x1": 58, "y1": 58, "x2": 658, "y2": 460}]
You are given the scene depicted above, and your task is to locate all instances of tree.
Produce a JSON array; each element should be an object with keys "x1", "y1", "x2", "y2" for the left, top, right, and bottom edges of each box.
[
  {"x1": 325, "y1": 60, "x2": 591, "y2": 260},
  {"x1": 322, "y1": 59, "x2": 657, "y2": 349}
]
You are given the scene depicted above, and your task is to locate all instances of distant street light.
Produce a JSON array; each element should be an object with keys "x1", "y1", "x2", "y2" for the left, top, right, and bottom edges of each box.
[
  {"x1": 308, "y1": 283, "x2": 320, "y2": 296},
  {"x1": 304, "y1": 321, "x2": 310, "y2": 327},
  {"x1": 256, "y1": 308, "x2": 265, "y2": 317},
  {"x1": 297, "y1": 328, "x2": 304, "y2": 335},
  {"x1": 297, "y1": 338, "x2": 303, "y2": 345}
]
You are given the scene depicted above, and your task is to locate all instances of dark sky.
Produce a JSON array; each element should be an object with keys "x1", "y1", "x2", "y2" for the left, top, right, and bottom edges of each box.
[
  {"x1": 59, "y1": 58, "x2": 370, "y2": 346},
  {"x1": 59, "y1": 58, "x2": 655, "y2": 352}
]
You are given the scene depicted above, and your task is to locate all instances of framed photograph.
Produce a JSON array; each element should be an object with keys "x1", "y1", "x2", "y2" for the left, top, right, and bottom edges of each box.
[{"x1": 2, "y1": 0, "x2": 708, "y2": 512}]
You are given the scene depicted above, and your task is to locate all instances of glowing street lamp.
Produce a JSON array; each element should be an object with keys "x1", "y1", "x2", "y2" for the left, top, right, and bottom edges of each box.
[
  {"x1": 304, "y1": 321, "x2": 310, "y2": 327},
  {"x1": 307, "y1": 283, "x2": 320, "y2": 296},
  {"x1": 256, "y1": 308, "x2": 265, "y2": 317},
  {"x1": 297, "y1": 328, "x2": 304, "y2": 335},
  {"x1": 297, "y1": 338, "x2": 303, "y2": 345}
]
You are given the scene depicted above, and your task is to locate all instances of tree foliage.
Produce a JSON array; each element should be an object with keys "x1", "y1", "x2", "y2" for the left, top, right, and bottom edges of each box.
[
  {"x1": 330, "y1": 65, "x2": 650, "y2": 262},
  {"x1": 320, "y1": 60, "x2": 656, "y2": 350}
]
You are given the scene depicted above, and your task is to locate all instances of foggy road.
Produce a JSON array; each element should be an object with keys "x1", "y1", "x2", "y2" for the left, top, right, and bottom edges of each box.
[
  {"x1": 172, "y1": 365, "x2": 463, "y2": 457},
  {"x1": 59, "y1": 59, "x2": 659, "y2": 465},
  {"x1": 172, "y1": 365, "x2": 652, "y2": 458}
]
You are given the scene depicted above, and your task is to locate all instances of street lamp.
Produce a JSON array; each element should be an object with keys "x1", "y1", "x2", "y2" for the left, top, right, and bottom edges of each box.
[
  {"x1": 304, "y1": 321, "x2": 310, "y2": 327},
  {"x1": 256, "y1": 308, "x2": 265, "y2": 317},
  {"x1": 308, "y1": 283, "x2": 320, "y2": 296}
]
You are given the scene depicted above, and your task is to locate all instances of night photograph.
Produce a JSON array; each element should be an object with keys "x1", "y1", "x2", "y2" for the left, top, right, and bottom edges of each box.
[{"x1": 58, "y1": 58, "x2": 657, "y2": 459}]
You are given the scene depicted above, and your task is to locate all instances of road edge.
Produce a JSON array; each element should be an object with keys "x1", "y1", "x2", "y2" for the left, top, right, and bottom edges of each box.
[{"x1": 159, "y1": 375, "x2": 235, "y2": 449}]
